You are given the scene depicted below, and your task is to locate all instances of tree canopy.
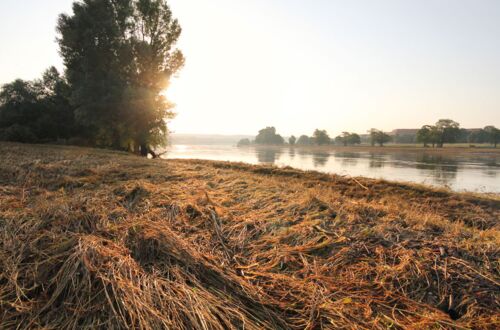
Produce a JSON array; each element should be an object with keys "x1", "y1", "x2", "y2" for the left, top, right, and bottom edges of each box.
[
  {"x1": 0, "y1": 67, "x2": 75, "y2": 143},
  {"x1": 312, "y1": 129, "x2": 331, "y2": 145},
  {"x1": 369, "y1": 129, "x2": 391, "y2": 147},
  {"x1": 255, "y1": 127, "x2": 285, "y2": 145},
  {"x1": 416, "y1": 125, "x2": 437, "y2": 147},
  {"x1": 57, "y1": 0, "x2": 184, "y2": 154},
  {"x1": 237, "y1": 138, "x2": 251, "y2": 147},
  {"x1": 435, "y1": 119, "x2": 460, "y2": 147},
  {"x1": 483, "y1": 126, "x2": 500, "y2": 148},
  {"x1": 0, "y1": 0, "x2": 184, "y2": 156},
  {"x1": 416, "y1": 119, "x2": 462, "y2": 147},
  {"x1": 335, "y1": 132, "x2": 360, "y2": 146},
  {"x1": 296, "y1": 135, "x2": 312, "y2": 146}
]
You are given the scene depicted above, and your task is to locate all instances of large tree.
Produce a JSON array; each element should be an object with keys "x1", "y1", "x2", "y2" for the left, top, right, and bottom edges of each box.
[
  {"x1": 312, "y1": 129, "x2": 331, "y2": 145},
  {"x1": 335, "y1": 132, "x2": 360, "y2": 146},
  {"x1": 369, "y1": 129, "x2": 391, "y2": 147},
  {"x1": 416, "y1": 125, "x2": 434, "y2": 147},
  {"x1": 296, "y1": 135, "x2": 311, "y2": 145},
  {"x1": 255, "y1": 127, "x2": 285, "y2": 145},
  {"x1": 434, "y1": 119, "x2": 460, "y2": 147},
  {"x1": 57, "y1": 0, "x2": 184, "y2": 155},
  {"x1": 484, "y1": 125, "x2": 500, "y2": 148}
]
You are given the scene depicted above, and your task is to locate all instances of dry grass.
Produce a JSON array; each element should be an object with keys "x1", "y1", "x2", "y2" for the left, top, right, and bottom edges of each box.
[{"x1": 0, "y1": 142, "x2": 499, "y2": 329}]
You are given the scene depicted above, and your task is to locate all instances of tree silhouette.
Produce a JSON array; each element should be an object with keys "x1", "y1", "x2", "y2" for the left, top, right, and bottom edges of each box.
[
  {"x1": 0, "y1": 67, "x2": 75, "y2": 142},
  {"x1": 296, "y1": 135, "x2": 311, "y2": 145},
  {"x1": 368, "y1": 129, "x2": 391, "y2": 147},
  {"x1": 57, "y1": 0, "x2": 184, "y2": 155},
  {"x1": 434, "y1": 119, "x2": 460, "y2": 147},
  {"x1": 312, "y1": 129, "x2": 330, "y2": 145},
  {"x1": 255, "y1": 127, "x2": 284, "y2": 145},
  {"x1": 484, "y1": 126, "x2": 500, "y2": 147},
  {"x1": 335, "y1": 132, "x2": 360, "y2": 146}
]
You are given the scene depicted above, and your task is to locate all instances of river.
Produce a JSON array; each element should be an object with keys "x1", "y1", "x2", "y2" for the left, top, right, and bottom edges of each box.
[{"x1": 163, "y1": 145, "x2": 500, "y2": 193}]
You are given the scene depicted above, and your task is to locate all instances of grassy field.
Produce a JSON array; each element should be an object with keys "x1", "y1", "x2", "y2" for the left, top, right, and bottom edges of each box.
[{"x1": 0, "y1": 142, "x2": 499, "y2": 329}]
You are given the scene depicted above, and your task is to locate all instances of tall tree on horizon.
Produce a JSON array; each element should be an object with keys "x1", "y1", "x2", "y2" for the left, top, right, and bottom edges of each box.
[
  {"x1": 484, "y1": 125, "x2": 500, "y2": 148},
  {"x1": 435, "y1": 119, "x2": 460, "y2": 147},
  {"x1": 57, "y1": 0, "x2": 184, "y2": 155},
  {"x1": 368, "y1": 129, "x2": 391, "y2": 147},
  {"x1": 312, "y1": 129, "x2": 331, "y2": 145}
]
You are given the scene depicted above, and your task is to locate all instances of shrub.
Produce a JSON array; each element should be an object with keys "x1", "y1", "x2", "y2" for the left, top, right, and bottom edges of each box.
[{"x1": 0, "y1": 124, "x2": 37, "y2": 143}]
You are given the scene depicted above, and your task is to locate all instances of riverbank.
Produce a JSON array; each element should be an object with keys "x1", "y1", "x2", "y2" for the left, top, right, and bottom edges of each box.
[{"x1": 1, "y1": 142, "x2": 499, "y2": 329}]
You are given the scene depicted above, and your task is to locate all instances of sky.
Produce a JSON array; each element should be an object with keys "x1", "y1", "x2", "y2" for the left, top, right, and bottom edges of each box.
[{"x1": 0, "y1": 0, "x2": 499, "y2": 137}]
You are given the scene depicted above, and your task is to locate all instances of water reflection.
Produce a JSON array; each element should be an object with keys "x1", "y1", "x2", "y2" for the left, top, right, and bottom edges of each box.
[
  {"x1": 164, "y1": 145, "x2": 500, "y2": 192},
  {"x1": 368, "y1": 153, "x2": 385, "y2": 168},
  {"x1": 256, "y1": 147, "x2": 282, "y2": 163},
  {"x1": 484, "y1": 169, "x2": 497, "y2": 178},
  {"x1": 334, "y1": 152, "x2": 360, "y2": 167},
  {"x1": 414, "y1": 154, "x2": 458, "y2": 185},
  {"x1": 312, "y1": 152, "x2": 330, "y2": 167},
  {"x1": 334, "y1": 152, "x2": 363, "y2": 159},
  {"x1": 485, "y1": 160, "x2": 499, "y2": 167}
]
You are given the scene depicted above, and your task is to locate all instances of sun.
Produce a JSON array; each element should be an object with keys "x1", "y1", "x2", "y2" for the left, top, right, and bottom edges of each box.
[{"x1": 161, "y1": 76, "x2": 182, "y2": 100}]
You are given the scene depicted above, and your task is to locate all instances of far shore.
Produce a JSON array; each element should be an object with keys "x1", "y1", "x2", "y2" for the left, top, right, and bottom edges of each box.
[{"x1": 237, "y1": 143, "x2": 500, "y2": 155}]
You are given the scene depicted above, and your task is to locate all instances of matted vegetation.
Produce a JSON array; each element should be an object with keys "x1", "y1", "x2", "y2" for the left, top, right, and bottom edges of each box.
[{"x1": 0, "y1": 142, "x2": 499, "y2": 329}]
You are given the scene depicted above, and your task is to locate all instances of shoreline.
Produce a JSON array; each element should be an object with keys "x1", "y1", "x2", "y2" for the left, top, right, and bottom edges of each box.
[
  {"x1": 173, "y1": 158, "x2": 500, "y2": 200},
  {"x1": 236, "y1": 143, "x2": 500, "y2": 155}
]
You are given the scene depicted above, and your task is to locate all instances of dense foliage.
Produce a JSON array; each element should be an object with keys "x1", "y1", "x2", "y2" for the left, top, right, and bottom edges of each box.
[
  {"x1": 237, "y1": 138, "x2": 251, "y2": 147},
  {"x1": 416, "y1": 119, "x2": 499, "y2": 147},
  {"x1": 335, "y1": 132, "x2": 361, "y2": 146},
  {"x1": 312, "y1": 129, "x2": 331, "y2": 145},
  {"x1": 368, "y1": 129, "x2": 392, "y2": 147},
  {"x1": 0, "y1": 67, "x2": 76, "y2": 143},
  {"x1": 0, "y1": 0, "x2": 183, "y2": 156},
  {"x1": 58, "y1": 0, "x2": 184, "y2": 154},
  {"x1": 254, "y1": 127, "x2": 285, "y2": 145},
  {"x1": 296, "y1": 135, "x2": 312, "y2": 145}
]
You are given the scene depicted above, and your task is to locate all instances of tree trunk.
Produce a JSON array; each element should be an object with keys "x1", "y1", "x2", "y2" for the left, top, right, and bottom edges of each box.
[{"x1": 140, "y1": 144, "x2": 148, "y2": 157}]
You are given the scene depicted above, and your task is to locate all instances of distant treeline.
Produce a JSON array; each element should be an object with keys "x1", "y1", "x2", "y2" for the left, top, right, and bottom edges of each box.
[
  {"x1": 415, "y1": 119, "x2": 499, "y2": 148},
  {"x1": 238, "y1": 127, "x2": 377, "y2": 147},
  {"x1": 0, "y1": 0, "x2": 183, "y2": 157},
  {"x1": 240, "y1": 120, "x2": 500, "y2": 148}
]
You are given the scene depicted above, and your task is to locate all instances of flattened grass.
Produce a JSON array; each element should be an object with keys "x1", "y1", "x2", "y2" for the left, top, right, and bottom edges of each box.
[{"x1": 0, "y1": 142, "x2": 499, "y2": 329}]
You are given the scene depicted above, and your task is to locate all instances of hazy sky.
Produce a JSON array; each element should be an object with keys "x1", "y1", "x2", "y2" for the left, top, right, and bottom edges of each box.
[{"x1": 1, "y1": 0, "x2": 499, "y2": 136}]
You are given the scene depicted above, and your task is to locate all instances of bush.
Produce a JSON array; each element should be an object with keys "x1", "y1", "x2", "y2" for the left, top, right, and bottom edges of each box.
[
  {"x1": 0, "y1": 124, "x2": 37, "y2": 143},
  {"x1": 237, "y1": 138, "x2": 251, "y2": 147}
]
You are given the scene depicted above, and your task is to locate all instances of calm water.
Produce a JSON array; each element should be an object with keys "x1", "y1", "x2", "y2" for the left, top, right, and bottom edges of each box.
[{"x1": 163, "y1": 145, "x2": 500, "y2": 193}]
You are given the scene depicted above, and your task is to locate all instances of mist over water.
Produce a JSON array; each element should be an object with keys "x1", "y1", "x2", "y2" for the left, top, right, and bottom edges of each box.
[{"x1": 164, "y1": 145, "x2": 500, "y2": 193}]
